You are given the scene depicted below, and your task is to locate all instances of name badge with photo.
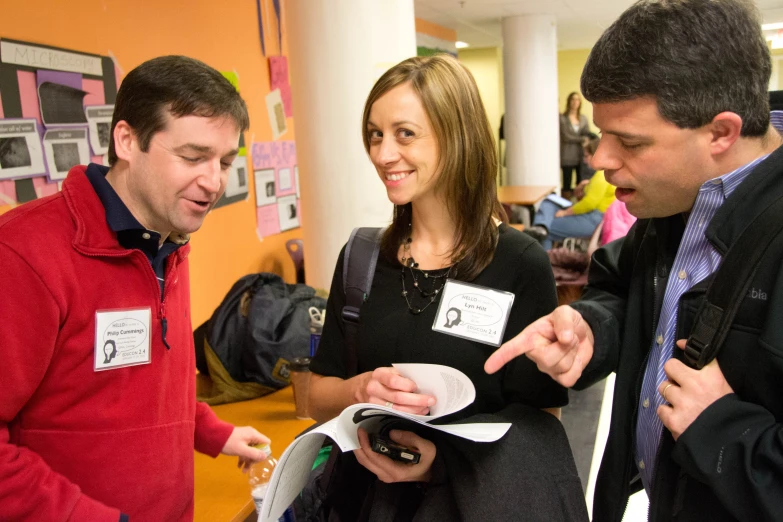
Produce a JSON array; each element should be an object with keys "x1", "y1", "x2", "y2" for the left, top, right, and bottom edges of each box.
[
  {"x1": 432, "y1": 280, "x2": 515, "y2": 346},
  {"x1": 94, "y1": 308, "x2": 152, "y2": 371}
]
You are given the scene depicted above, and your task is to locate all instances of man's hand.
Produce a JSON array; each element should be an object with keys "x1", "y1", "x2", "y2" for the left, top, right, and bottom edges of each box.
[
  {"x1": 353, "y1": 428, "x2": 436, "y2": 483},
  {"x1": 657, "y1": 339, "x2": 734, "y2": 440},
  {"x1": 363, "y1": 367, "x2": 436, "y2": 415},
  {"x1": 221, "y1": 426, "x2": 271, "y2": 472},
  {"x1": 484, "y1": 305, "x2": 594, "y2": 387}
]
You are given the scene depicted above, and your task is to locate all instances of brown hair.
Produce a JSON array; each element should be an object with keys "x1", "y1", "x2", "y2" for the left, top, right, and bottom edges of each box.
[
  {"x1": 108, "y1": 55, "x2": 249, "y2": 165},
  {"x1": 564, "y1": 91, "x2": 581, "y2": 117},
  {"x1": 361, "y1": 54, "x2": 504, "y2": 281}
]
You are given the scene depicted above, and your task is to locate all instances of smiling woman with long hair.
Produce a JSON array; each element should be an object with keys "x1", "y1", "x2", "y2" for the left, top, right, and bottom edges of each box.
[{"x1": 306, "y1": 54, "x2": 581, "y2": 520}]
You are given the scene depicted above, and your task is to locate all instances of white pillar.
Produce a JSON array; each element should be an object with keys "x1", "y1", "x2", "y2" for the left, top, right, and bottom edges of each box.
[
  {"x1": 287, "y1": 0, "x2": 416, "y2": 290},
  {"x1": 502, "y1": 15, "x2": 560, "y2": 187}
]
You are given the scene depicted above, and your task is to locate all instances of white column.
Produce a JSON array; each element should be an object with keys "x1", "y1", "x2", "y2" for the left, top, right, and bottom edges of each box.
[
  {"x1": 502, "y1": 15, "x2": 560, "y2": 187},
  {"x1": 286, "y1": 0, "x2": 416, "y2": 290}
]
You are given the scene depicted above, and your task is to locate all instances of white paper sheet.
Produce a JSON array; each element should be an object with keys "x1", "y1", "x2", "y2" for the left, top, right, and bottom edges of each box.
[{"x1": 259, "y1": 363, "x2": 511, "y2": 522}]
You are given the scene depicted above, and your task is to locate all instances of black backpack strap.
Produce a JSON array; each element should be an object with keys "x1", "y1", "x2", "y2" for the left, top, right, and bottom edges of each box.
[
  {"x1": 684, "y1": 195, "x2": 783, "y2": 369},
  {"x1": 341, "y1": 227, "x2": 384, "y2": 377}
]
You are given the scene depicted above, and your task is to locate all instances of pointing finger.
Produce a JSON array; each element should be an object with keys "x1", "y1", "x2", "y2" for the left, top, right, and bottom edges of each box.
[{"x1": 485, "y1": 316, "x2": 554, "y2": 374}]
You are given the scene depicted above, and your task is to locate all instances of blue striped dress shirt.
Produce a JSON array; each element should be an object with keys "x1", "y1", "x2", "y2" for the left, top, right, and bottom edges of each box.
[{"x1": 634, "y1": 111, "x2": 783, "y2": 493}]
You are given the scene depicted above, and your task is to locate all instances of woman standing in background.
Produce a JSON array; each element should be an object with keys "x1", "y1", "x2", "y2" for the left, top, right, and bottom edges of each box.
[{"x1": 559, "y1": 92, "x2": 591, "y2": 199}]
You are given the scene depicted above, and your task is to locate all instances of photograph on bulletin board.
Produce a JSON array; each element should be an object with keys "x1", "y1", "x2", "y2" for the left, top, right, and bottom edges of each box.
[
  {"x1": 0, "y1": 119, "x2": 46, "y2": 180},
  {"x1": 0, "y1": 38, "x2": 118, "y2": 205}
]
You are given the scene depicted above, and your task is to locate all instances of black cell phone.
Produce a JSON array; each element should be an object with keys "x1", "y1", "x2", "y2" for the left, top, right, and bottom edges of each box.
[{"x1": 368, "y1": 433, "x2": 421, "y2": 464}]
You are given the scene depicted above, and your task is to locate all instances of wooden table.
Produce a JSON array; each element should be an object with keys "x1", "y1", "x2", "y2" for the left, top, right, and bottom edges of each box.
[
  {"x1": 194, "y1": 379, "x2": 316, "y2": 522},
  {"x1": 497, "y1": 185, "x2": 557, "y2": 225},
  {"x1": 497, "y1": 185, "x2": 557, "y2": 207}
]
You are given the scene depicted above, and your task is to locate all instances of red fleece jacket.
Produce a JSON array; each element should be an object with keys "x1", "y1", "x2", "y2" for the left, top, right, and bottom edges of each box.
[{"x1": 0, "y1": 166, "x2": 234, "y2": 521}]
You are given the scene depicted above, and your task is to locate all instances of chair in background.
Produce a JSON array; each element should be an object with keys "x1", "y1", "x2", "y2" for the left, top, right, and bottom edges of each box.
[
  {"x1": 551, "y1": 221, "x2": 603, "y2": 306},
  {"x1": 286, "y1": 239, "x2": 305, "y2": 284}
]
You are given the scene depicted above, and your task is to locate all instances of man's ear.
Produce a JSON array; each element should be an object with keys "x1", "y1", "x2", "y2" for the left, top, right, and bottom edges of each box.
[
  {"x1": 708, "y1": 112, "x2": 743, "y2": 157},
  {"x1": 113, "y1": 121, "x2": 136, "y2": 162}
]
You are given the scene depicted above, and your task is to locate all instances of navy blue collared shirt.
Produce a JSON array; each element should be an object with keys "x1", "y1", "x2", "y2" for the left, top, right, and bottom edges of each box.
[{"x1": 84, "y1": 163, "x2": 186, "y2": 298}]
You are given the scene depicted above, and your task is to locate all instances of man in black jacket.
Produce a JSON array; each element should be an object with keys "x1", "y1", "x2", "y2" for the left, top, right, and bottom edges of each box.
[{"x1": 485, "y1": 0, "x2": 783, "y2": 520}]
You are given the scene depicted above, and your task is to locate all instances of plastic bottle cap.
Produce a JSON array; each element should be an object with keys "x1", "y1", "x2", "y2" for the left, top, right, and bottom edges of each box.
[
  {"x1": 290, "y1": 357, "x2": 311, "y2": 372},
  {"x1": 252, "y1": 443, "x2": 271, "y2": 455}
]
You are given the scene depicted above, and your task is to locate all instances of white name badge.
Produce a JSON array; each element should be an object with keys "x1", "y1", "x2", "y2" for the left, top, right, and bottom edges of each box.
[
  {"x1": 432, "y1": 280, "x2": 515, "y2": 346},
  {"x1": 94, "y1": 307, "x2": 152, "y2": 371}
]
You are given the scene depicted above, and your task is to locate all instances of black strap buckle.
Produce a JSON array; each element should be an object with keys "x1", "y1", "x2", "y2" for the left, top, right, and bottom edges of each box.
[
  {"x1": 683, "y1": 302, "x2": 724, "y2": 369},
  {"x1": 683, "y1": 335, "x2": 709, "y2": 370},
  {"x1": 341, "y1": 306, "x2": 361, "y2": 324}
]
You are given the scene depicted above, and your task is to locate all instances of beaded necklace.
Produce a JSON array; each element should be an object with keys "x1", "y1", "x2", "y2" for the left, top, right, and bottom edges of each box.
[{"x1": 399, "y1": 233, "x2": 453, "y2": 315}]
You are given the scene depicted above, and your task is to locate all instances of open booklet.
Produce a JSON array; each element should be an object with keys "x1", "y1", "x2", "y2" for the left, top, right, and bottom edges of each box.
[{"x1": 259, "y1": 363, "x2": 512, "y2": 522}]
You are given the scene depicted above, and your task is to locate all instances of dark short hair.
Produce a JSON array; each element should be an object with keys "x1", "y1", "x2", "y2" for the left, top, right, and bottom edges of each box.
[
  {"x1": 108, "y1": 55, "x2": 249, "y2": 164},
  {"x1": 581, "y1": 0, "x2": 770, "y2": 136}
]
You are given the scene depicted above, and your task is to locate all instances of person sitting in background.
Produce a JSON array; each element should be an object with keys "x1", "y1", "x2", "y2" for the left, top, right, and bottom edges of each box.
[
  {"x1": 600, "y1": 199, "x2": 636, "y2": 244},
  {"x1": 527, "y1": 136, "x2": 615, "y2": 249}
]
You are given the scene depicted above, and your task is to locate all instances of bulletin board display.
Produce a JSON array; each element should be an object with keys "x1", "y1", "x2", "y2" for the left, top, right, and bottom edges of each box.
[{"x1": 0, "y1": 37, "x2": 118, "y2": 205}]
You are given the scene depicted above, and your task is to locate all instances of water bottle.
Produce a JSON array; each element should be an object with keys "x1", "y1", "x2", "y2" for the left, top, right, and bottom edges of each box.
[
  {"x1": 248, "y1": 445, "x2": 296, "y2": 521},
  {"x1": 308, "y1": 307, "x2": 324, "y2": 357}
]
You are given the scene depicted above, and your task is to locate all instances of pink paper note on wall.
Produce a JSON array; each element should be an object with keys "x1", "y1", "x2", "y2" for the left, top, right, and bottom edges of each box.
[
  {"x1": 0, "y1": 181, "x2": 17, "y2": 205},
  {"x1": 252, "y1": 142, "x2": 274, "y2": 169},
  {"x1": 32, "y1": 176, "x2": 59, "y2": 198},
  {"x1": 257, "y1": 203, "x2": 281, "y2": 238},
  {"x1": 252, "y1": 141, "x2": 297, "y2": 170},
  {"x1": 268, "y1": 56, "x2": 292, "y2": 117},
  {"x1": 82, "y1": 79, "x2": 106, "y2": 106},
  {"x1": 281, "y1": 140, "x2": 296, "y2": 166}
]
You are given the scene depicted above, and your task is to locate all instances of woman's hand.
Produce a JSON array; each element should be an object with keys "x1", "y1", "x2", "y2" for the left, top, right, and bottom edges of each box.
[
  {"x1": 362, "y1": 367, "x2": 436, "y2": 415},
  {"x1": 354, "y1": 428, "x2": 436, "y2": 483}
]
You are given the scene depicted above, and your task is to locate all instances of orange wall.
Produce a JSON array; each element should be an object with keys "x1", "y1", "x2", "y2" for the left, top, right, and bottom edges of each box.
[
  {"x1": 0, "y1": 0, "x2": 301, "y2": 327},
  {"x1": 415, "y1": 18, "x2": 457, "y2": 42}
]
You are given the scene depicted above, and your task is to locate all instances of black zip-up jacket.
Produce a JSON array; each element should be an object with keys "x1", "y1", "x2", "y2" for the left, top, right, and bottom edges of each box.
[{"x1": 570, "y1": 145, "x2": 783, "y2": 522}]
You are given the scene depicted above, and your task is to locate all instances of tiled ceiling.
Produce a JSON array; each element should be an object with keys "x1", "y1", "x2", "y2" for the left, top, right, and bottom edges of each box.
[{"x1": 414, "y1": 0, "x2": 783, "y2": 50}]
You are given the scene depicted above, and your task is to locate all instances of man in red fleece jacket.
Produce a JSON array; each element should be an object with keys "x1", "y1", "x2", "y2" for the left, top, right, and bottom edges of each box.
[{"x1": 0, "y1": 56, "x2": 270, "y2": 521}]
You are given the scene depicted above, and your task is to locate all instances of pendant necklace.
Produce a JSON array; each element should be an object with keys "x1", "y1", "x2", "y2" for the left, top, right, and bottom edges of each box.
[{"x1": 400, "y1": 228, "x2": 452, "y2": 315}]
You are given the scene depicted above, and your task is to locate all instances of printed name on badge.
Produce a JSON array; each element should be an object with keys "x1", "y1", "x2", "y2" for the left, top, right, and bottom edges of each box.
[
  {"x1": 432, "y1": 280, "x2": 515, "y2": 346},
  {"x1": 94, "y1": 308, "x2": 152, "y2": 371}
]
